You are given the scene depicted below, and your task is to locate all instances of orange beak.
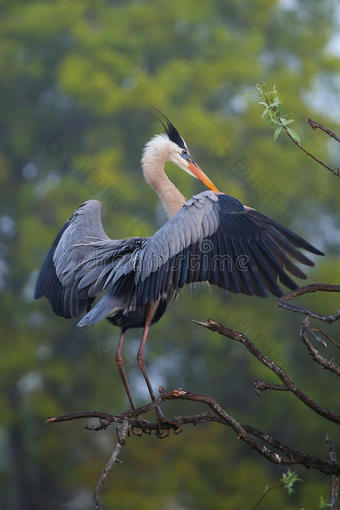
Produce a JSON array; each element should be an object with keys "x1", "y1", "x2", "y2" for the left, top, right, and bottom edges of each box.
[{"x1": 188, "y1": 161, "x2": 219, "y2": 192}]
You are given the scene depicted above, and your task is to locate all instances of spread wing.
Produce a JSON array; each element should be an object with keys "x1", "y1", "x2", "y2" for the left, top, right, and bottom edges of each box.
[
  {"x1": 120, "y1": 191, "x2": 323, "y2": 308},
  {"x1": 35, "y1": 200, "x2": 145, "y2": 318}
]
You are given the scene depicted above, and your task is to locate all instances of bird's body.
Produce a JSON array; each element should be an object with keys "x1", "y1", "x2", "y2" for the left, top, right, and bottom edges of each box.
[{"x1": 35, "y1": 115, "x2": 323, "y2": 433}]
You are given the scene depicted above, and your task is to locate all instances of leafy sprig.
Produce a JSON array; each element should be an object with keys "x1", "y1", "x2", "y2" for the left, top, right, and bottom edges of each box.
[
  {"x1": 253, "y1": 469, "x2": 334, "y2": 509},
  {"x1": 319, "y1": 495, "x2": 332, "y2": 509},
  {"x1": 280, "y1": 469, "x2": 302, "y2": 495},
  {"x1": 256, "y1": 83, "x2": 301, "y2": 144}
]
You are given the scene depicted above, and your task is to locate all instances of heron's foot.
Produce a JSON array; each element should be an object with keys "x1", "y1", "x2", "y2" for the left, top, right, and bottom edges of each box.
[
  {"x1": 156, "y1": 409, "x2": 182, "y2": 439},
  {"x1": 128, "y1": 416, "x2": 152, "y2": 437}
]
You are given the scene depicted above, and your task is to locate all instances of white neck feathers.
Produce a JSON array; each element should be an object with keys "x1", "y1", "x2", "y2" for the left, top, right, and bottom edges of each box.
[{"x1": 141, "y1": 135, "x2": 186, "y2": 218}]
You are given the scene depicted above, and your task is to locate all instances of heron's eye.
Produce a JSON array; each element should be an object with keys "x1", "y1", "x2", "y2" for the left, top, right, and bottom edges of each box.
[{"x1": 181, "y1": 149, "x2": 190, "y2": 160}]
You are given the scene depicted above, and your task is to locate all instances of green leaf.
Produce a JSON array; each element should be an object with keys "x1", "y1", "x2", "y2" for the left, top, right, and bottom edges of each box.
[
  {"x1": 270, "y1": 97, "x2": 280, "y2": 107},
  {"x1": 273, "y1": 126, "x2": 282, "y2": 141},
  {"x1": 287, "y1": 128, "x2": 301, "y2": 144},
  {"x1": 268, "y1": 111, "x2": 276, "y2": 122},
  {"x1": 319, "y1": 496, "x2": 332, "y2": 509},
  {"x1": 281, "y1": 470, "x2": 302, "y2": 495}
]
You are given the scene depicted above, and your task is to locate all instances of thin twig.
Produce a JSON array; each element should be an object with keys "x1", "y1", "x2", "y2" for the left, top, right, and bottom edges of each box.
[
  {"x1": 278, "y1": 285, "x2": 340, "y2": 374},
  {"x1": 314, "y1": 327, "x2": 340, "y2": 350},
  {"x1": 252, "y1": 484, "x2": 282, "y2": 510},
  {"x1": 326, "y1": 434, "x2": 339, "y2": 510},
  {"x1": 278, "y1": 284, "x2": 340, "y2": 323},
  {"x1": 254, "y1": 380, "x2": 289, "y2": 396},
  {"x1": 307, "y1": 119, "x2": 340, "y2": 143},
  {"x1": 301, "y1": 317, "x2": 340, "y2": 376},
  {"x1": 93, "y1": 418, "x2": 129, "y2": 510},
  {"x1": 46, "y1": 410, "x2": 115, "y2": 425},
  {"x1": 194, "y1": 319, "x2": 340, "y2": 425},
  {"x1": 285, "y1": 127, "x2": 340, "y2": 177},
  {"x1": 258, "y1": 85, "x2": 340, "y2": 177}
]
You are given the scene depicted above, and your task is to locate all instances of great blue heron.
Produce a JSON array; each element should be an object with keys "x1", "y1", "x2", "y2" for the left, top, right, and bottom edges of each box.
[{"x1": 35, "y1": 115, "x2": 323, "y2": 433}]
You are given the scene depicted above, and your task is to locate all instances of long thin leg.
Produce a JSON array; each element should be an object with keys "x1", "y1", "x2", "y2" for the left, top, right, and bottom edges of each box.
[
  {"x1": 137, "y1": 309, "x2": 181, "y2": 437},
  {"x1": 137, "y1": 320, "x2": 158, "y2": 406},
  {"x1": 115, "y1": 328, "x2": 135, "y2": 410},
  {"x1": 115, "y1": 329, "x2": 150, "y2": 436},
  {"x1": 137, "y1": 304, "x2": 161, "y2": 409}
]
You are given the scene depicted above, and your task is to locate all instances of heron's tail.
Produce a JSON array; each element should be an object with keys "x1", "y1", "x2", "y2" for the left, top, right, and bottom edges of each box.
[{"x1": 77, "y1": 293, "x2": 124, "y2": 327}]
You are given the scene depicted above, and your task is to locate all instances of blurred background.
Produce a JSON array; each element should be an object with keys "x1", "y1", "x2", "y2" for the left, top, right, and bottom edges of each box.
[{"x1": 1, "y1": 0, "x2": 340, "y2": 508}]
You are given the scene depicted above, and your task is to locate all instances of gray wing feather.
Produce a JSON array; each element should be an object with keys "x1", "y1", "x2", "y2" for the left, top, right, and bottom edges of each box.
[
  {"x1": 120, "y1": 191, "x2": 323, "y2": 308},
  {"x1": 53, "y1": 200, "x2": 109, "y2": 287},
  {"x1": 35, "y1": 200, "x2": 145, "y2": 319},
  {"x1": 135, "y1": 191, "x2": 219, "y2": 281},
  {"x1": 37, "y1": 191, "x2": 323, "y2": 325}
]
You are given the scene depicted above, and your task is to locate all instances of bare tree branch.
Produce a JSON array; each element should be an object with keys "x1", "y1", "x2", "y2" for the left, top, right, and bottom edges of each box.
[
  {"x1": 93, "y1": 418, "x2": 129, "y2": 510},
  {"x1": 285, "y1": 128, "x2": 340, "y2": 177},
  {"x1": 46, "y1": 387, "x2": 340, "y2": 478},
  {"x1": 278, "y1": 284, "x2": 340, "y2": 323},
  {"x1": 301, "y1": 317, "x2": 340, "y2": 376},
  {"x1": 315, "y1": 327, "x2": 340, "y2": 350},
  {"x1": 46, "y1": 283, "x2": 340, "y2": 508},
  {"x1": 326, "y1": 434, "x2": 339, "y2": 510},
  {"x1": 193, "y1": 319, "x2": 340, "y2": 425},
  {"x1": 277, "y1": 284, "x2": 340, "y2": 375},
  {"x1": 253, "y1": 380, "x2": 289, "y2": 396},
  {"x1": 46, "y1": 410, "x2": 116, "y2": 425},
  {"x1": 307, "y1": 118, "x2": 340, "y2": 144}
]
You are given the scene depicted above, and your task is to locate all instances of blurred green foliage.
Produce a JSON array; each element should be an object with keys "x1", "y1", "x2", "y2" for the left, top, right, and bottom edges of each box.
[{"x1": 1, "y1": 0, "x2": 339, "y2": 509}]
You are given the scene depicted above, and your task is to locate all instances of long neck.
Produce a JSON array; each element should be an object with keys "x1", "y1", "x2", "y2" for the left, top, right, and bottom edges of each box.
[{"x1": 142, "y1": 137, "x2": 186, "y2": 219}]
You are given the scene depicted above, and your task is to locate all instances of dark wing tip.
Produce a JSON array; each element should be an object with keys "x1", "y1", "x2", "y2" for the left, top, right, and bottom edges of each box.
[
  {"x1": 311, "y1": 246, "x2": 325, "y2": 256},
  {"x1": 34, "y1": 266, "x2": 48, "y2": 299},
  {"x1": 34, "y1": 287, "x2": 43, "y2": 300},
  {"x1": 275, "y1": 223, "x2": 324, "y2": 256},
  {"x1": 272, "y1": 286, "x2": 285, "y2": 297}
]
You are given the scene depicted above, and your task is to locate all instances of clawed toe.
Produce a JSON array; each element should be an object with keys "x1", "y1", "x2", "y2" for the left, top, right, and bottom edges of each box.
[
  {"x1": 125, "y1": 407, "x2": 182, "y2": 438},
  {"x1": 129, "y1": 416, "x2": 152, "y2": 436},
  {"x1": 156, "y1": 415, "x2": 182, "y2": 439}
]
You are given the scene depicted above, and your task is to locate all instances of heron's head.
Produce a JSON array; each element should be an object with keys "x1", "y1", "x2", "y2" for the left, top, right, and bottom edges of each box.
[{"x1": 143, "y1": 112, "x2": 219, "y2": 193}]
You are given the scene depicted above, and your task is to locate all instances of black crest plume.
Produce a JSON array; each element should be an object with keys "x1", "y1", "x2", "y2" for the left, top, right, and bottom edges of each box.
[{"x1": 147, "y1": 106, "x2": 186, "y2": 149}]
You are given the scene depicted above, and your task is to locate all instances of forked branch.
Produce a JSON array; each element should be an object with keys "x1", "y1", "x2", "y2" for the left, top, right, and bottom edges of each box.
[
  {"x1": 47, "y1": 387, "x2": 340, "y2": 479},
  {"x1": 46, "y1": 284, "x2": 339, "y2": 509},
  {"x1": 307, "y1": 118, "x2": 340, "y2": 144},
  {"x1": 194, "y1": 319, "x2": 340, "y2": 425},
  {"x1": 278, "y1": 284, "x2": 340, "y2": 376}
]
